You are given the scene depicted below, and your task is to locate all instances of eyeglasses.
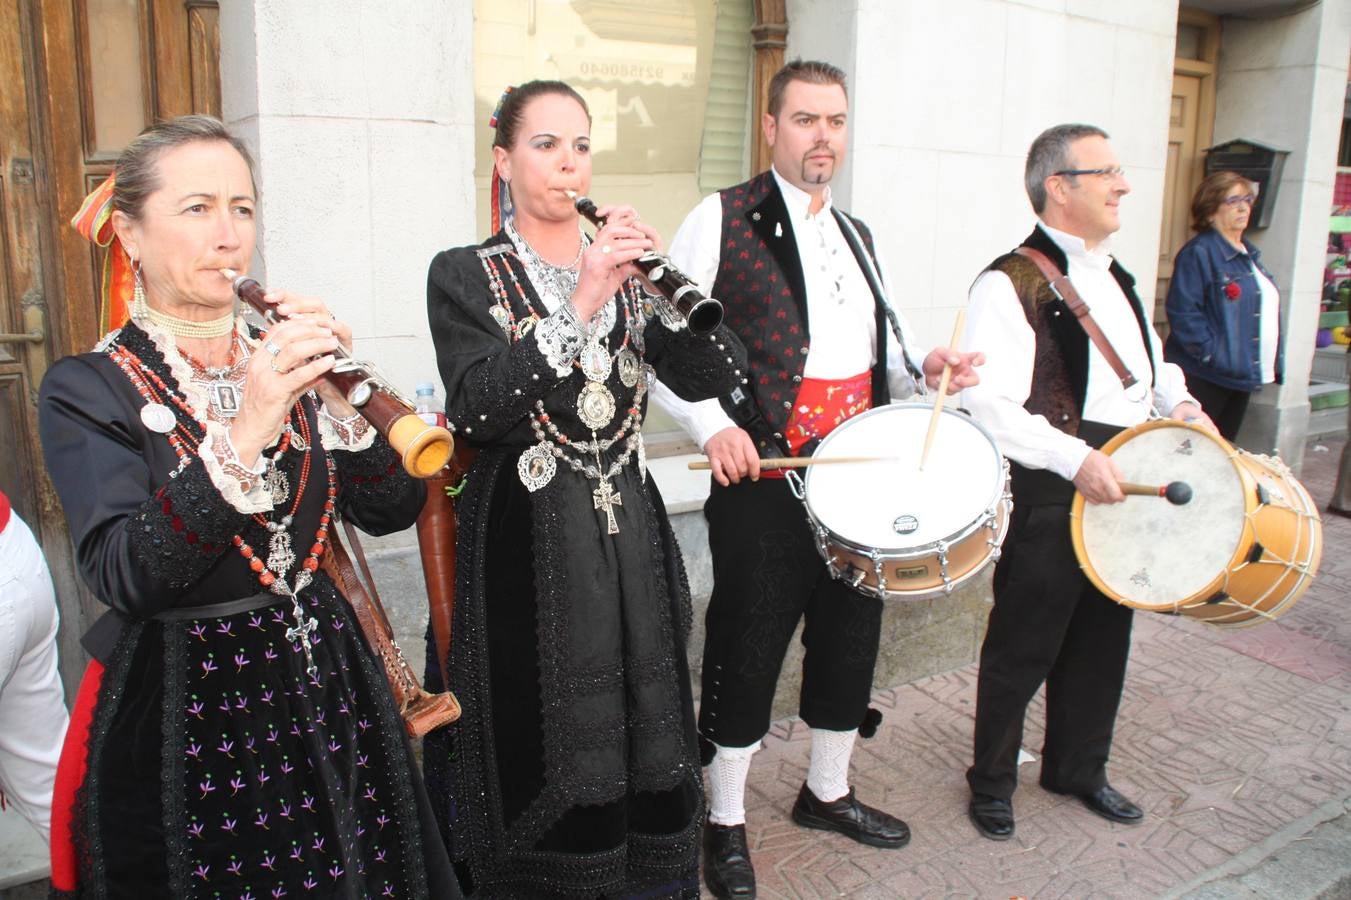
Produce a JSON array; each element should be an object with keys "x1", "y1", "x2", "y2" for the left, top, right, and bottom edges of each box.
[
  {"x1": 1053, "y1": 166, "x2": 1126, "y2": 179},
  {"x1": 1221, "y1": 194, "x2": 1257, "y2": 207}
]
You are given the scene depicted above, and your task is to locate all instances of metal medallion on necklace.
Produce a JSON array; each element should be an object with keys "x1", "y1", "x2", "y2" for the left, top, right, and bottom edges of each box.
[
  {"x1": 509, "y1": 222, "x2": 624, "y2": 432},
  {"x1": 187, "y1": 333, "x2": 246, "y2": 421}
]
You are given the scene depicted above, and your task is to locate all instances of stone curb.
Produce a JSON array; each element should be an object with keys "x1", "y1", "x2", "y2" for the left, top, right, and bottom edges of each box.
[{"x1": 1164, "y1": 794, "x2": 1351, "y2": 899}]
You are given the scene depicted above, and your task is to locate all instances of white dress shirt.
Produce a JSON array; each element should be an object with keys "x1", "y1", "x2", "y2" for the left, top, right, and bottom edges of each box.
[
  {"x1": 960, "y1": 222, "x2": 1195, "y2": 481},
  {"x1": 1251, "y1": 259, "x2": 1280, "y2": 384},
  {"x1": 652, "y1": 168, "x2": 924, "y2": 449}
]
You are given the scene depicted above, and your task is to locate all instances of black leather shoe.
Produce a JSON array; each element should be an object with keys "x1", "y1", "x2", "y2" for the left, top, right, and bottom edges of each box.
[
  {"x1": 968, "y1": 793, "x2": 1015, "y2": 841},
  {"x1": 1077, "y1": 784, "x2": 1144, "y2": 824},
  {"x1": 702, "y1": 819, "x2": 756, "y2": 898},
  {"x1": 790, "y1": 784, "x2": 910, "y2": 849}
]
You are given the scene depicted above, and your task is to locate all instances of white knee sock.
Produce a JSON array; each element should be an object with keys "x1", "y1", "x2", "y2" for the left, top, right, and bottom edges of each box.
[
  {"x1": 807, "y1": 728, "x2": 856, "y2": 802},
  {"x1": 706, "y1": 742, "x2": 759, "y2": 826}
]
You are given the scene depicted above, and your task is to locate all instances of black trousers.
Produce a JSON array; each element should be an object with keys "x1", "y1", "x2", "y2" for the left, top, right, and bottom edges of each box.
[
  {"x1": 698, "y1": 477, "x2": 884, "y2": 749},
  {"x1": 966, "y1": 498, "x2": 1134, "y2": 801},
  {"x1": 1185, "y1": 374, "x2": 1253, "y2": 442}
]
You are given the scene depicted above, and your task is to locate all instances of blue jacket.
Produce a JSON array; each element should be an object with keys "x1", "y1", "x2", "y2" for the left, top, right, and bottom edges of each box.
[{"x1": 1164, "y1": 228, "x2": 1283, "y2": 392}]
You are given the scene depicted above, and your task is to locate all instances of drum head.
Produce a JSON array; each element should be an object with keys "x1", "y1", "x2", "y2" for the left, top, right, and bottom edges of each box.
[
  {"x1": 1078, "y1": 422, "x2": 1246, "y2": 607},
  {"x1": 805, "y1": 404, "x2": 1004, "y2": 551}
]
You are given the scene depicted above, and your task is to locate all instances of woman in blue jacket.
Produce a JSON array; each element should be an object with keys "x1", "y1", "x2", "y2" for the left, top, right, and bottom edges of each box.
[{"x1": 1164, "y1": 171, "x2": 1283, "y2": 441}]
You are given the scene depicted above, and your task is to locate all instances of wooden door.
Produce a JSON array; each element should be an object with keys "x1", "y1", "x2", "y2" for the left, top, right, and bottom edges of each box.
[
  {"x1": 38, "y1": 0, "x2": 222, "y2": 356},
  {"x1": 1159, "y1": 74, "x2": 1202, "y2": 296},
  {"x1": 0, "y1": 0, "x2": 51, "y2": 532},
  {"x1": 1157, "y1": 8, "x2": 1219, "y2": 330},
  {"x1": 8, "y1": 0, "x2": 220, "y2": 701}
]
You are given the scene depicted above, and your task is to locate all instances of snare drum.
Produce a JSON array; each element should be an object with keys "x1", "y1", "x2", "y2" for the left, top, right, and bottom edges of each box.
[
  {"x1": 799, "y1": 403, "x2": 1011, "y2": 600},
  {"x1": 1070, "y1": 420, "x2": 1322, "y2": 626}
]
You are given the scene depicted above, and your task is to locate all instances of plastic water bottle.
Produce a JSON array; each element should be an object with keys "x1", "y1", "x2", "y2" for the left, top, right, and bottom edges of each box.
[{"x1": 414, "y1": 382, "x2": 446, "y2": 428}]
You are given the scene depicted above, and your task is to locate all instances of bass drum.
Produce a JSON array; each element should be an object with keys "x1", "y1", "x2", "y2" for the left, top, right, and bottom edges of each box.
[
  {"x1": 1070, "y1": 420, "x2": 1322, "y2": 626},
  {"x1": 801, "y1": 403, "x2": 1011, "y2": 600}
]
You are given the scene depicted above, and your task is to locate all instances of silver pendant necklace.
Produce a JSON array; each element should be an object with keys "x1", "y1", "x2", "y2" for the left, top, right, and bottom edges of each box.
[{"x1": 264, "y1": 461, "x2": 290, "y2": 505}]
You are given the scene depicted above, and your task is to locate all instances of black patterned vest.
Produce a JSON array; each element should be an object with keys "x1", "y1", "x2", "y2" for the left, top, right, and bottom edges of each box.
[
  {"x1": 710, "y1": 170, "x2": 892, "y2": 454},
  {"x1": 988, "y1": 225, "x2": 1156, "y2": 503},
  {"x1": 987, "y1": 225, "x2": 1154, "y2": 439}
]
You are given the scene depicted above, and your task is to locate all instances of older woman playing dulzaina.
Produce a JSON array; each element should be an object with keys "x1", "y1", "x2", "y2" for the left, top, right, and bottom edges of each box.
[{"x1": 40, "y1": 115, "x2": 461, "y2": 898}]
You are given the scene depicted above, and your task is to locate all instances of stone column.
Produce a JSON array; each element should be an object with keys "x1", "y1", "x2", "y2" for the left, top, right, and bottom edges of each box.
[
  {"x1": 1218, "y1": 0, "x2": 1351, "y2": 463},
  {"x1": 216, "y1": 3, "x2": 477, "y2": 395},
  {"x1": 838, "y1": 0, "x2": 1176, "y2": 347}
]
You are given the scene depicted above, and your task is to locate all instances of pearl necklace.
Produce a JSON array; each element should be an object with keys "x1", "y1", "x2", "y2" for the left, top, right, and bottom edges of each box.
[{"x1": 139, "y1": 304, "x2": 237, "y2": 339}]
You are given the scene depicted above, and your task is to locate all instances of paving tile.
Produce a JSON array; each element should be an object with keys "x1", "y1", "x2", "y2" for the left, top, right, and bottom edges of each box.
[{"x1": 1216, "y1": 622, "x2": 1351, "y2": 682}]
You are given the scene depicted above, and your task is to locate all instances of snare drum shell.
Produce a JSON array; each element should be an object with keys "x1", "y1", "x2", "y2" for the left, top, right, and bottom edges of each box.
[
  {"x1": 818, "y1": 501, "x2": 1009, "y2": 597},
  {"x1": 804, "y1": 403, "x2": 1012, "y2": 601}
]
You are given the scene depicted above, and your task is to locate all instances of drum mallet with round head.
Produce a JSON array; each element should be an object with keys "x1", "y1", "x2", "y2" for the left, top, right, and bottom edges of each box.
[{"x1": 1119, "y1": 481, "x2": 1193, "y2": 505}]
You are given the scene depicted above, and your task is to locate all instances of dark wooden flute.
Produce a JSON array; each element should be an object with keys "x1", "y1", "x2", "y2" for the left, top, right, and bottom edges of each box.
[
  {"x1": 567, "y1": 192, "x2": 724, "y2": 335},
  {"x1": 221, "y1": 269, "x2": 454, "y2": 478}
]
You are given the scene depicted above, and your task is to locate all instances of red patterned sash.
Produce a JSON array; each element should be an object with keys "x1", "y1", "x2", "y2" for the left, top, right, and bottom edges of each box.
[{"x1": 762, "y1": 370, "x2": 872, "y2": 478}]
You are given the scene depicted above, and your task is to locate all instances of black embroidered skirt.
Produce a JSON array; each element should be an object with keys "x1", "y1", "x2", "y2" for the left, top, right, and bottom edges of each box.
[
  {"x1": 63, "y1": 575, "x2": 458, "y2": 898},
  {"x1": 424, "y1": 448, "x2": 703, "y2": 899}
]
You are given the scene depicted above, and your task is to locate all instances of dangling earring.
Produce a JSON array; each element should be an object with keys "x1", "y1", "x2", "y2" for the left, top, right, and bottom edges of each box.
[{"x1": 131, "y1": 259, "x2": 149, "y2": 322}]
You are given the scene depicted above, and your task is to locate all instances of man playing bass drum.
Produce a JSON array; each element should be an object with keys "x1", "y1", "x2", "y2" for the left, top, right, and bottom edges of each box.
[{"x1": 959, "y1": 123, "x2": 1212, "y2": 843}]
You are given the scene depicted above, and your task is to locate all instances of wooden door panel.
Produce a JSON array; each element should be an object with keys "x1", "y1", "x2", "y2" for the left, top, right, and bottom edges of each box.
[
  {"x1": 187, "y1": 2, "x2": 221, "y2": 117},
  {"x1": 1157, "y1": 10, "x2": 1219, "y2": 331},
  {"x1": 1159, "y1": 75, "x2": 1201, "y2": 289}
]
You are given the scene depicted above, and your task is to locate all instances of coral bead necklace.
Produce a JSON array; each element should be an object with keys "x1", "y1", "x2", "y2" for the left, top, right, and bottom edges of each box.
[{"x1": 106, "y1": 336, "x2": 335, "y2": 677}]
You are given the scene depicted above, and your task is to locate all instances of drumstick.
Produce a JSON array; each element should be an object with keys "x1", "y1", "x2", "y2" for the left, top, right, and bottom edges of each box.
[
  {"x1": 919, "y1": 309, "x2": 967, "y2": 471},
  {"x1": 687, "y1": 456, "x2": 891, "y2": 471},
  {"x1": 1120, "y1": 481, "x2": 1193, "y2": 505}
]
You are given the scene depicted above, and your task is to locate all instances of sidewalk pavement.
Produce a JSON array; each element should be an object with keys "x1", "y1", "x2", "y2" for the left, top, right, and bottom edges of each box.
[
  {"x1": 2, "y1": 440, "x2": 1344, "y2": 900},
  {"x1": 717, "y1": 436, "x2": 1351, "y2": 900}
]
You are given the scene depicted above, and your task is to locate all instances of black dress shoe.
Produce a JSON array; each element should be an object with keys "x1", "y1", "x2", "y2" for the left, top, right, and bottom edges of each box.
[
  {"x1": 703, "y1": 819, "x2": 756, "y2": 898},
  {"x1": 790, "y1": 784, "x2": 910, "y2": 849},
  {"x1": 1077, "y1": 784, "x2": 1143, "y2": 824},
  {"x1": 968, "y1": 793, "x2": 1015, "y2": 841}
]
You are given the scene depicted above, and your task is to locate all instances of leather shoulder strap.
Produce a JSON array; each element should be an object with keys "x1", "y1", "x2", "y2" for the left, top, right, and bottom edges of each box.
[
  {"x1": 833, "y1": 209, "x2": 923, "y2": 387},
  {"x1": 1014, "y1": 246, "x2": 1137, "y2": 390}
]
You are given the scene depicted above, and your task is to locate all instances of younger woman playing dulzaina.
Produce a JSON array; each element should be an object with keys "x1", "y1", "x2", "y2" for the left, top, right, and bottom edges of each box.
[{"x1": 422, "y1": 81, "x2": 746, "y2": 898}]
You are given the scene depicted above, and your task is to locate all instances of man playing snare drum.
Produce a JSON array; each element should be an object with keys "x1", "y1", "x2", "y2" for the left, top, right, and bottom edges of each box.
[
  {"x1": 653, "y1": 59, "x2": 981, "y2": 898},
  {"x1": 959, "y1": 123, "x2": 1213, "y2": 841}
]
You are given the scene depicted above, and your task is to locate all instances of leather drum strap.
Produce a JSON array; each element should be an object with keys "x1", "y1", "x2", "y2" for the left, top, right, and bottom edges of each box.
[{"x1": 1014, "y1": 246, "x2": 1138, "y2": 390}]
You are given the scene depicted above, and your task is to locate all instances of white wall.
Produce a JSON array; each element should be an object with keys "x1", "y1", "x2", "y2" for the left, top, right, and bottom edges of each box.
[
  {"x1": 1221, "y1": 0, "x2": 1351, "y2": 460},
  {"x1": 791, "y1": 0, "x2": 1178, "y2": 349},
  {"x1": 218, "y1": 2, "x2": 478, "y2": 400}
]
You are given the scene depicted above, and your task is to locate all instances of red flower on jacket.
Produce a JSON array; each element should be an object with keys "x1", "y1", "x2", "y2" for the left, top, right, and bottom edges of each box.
[{"x1": 1224, "y1": 280, "x2": 1241, "y2": 300}]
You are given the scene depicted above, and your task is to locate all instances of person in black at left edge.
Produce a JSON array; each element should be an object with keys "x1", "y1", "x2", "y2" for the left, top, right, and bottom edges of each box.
[
  {"x1": 40, "y1": 115, "x2": 461, "y2": 898},
  {"x1": 422, "y1": 81, "x2": 746, "y2": 898}
]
